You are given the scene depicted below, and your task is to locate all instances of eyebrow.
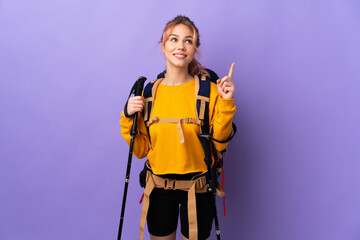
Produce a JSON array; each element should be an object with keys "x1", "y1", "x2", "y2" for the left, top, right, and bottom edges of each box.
[{"x1": 169, "y1": 34, "x2": 193, "y2": 38}]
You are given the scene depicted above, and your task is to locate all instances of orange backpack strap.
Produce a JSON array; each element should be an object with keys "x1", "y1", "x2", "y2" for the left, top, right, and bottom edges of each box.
[
  {"x1": 194, "y1": 74, "x2": 210, "y2": 134},
  {"x1": 142, "y1": 78, "x2": 164, "y2": 146},
  {"x1": 143, "y1": 78, "x2": 163, "y2": 122},
  {"x1": 138, "y1": 161, "x2": 209, "y2": 240},
  {"x1": 142, "y1": 75, "x2": 210, "y2": 145},
  {"x1": 146, "y1": 117, "x2": 201, "y2": 144}
]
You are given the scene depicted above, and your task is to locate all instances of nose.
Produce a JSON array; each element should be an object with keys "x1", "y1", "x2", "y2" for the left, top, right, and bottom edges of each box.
[{"x1": 177, "y1": 41, "x2": 185, "y2": 51}]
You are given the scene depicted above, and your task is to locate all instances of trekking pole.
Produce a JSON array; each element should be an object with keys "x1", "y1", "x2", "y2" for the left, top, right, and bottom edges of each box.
[
  {"x1": 199, "y1": 135, "x2": 221, "y2": 240},
  {"x1": 117, "y1": 76, "x2": 147, "y2": 240}
]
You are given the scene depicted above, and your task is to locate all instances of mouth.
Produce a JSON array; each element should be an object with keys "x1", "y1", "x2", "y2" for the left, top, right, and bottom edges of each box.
[{"x1": 173, "y1": 53, "x2": 187, "y2": 60}]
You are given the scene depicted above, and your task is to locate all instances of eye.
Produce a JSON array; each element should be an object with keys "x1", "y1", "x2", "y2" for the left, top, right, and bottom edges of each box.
[
  {"x1": 170, "y1": 37, "x2": 178, "y2": 42},
  {"x1": 185, "y1": 39, "x2": 193, "y2": 44}
]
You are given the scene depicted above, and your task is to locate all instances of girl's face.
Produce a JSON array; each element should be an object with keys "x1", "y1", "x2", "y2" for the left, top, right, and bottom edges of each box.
[{"x1": 162, "y1": 24, "x2": 196, "y2": 70}]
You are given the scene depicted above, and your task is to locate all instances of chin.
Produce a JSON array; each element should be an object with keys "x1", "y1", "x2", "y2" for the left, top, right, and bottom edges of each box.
[{"x1": 168, "y1": 61, "x2": 189, "y2": 69}]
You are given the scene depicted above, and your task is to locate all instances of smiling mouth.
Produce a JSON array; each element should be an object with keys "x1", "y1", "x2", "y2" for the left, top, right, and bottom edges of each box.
[{"x1": 173, "y1": 53, "x2": 187, "y2": 59}]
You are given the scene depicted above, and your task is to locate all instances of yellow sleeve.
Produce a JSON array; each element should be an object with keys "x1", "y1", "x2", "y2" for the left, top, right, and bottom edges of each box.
[
  {"x1": 119, "y1": 111, "x2": 150, "y2": 159},
  {"x1": 209, "y1": 83, "x2": 236, "y2": 152}
]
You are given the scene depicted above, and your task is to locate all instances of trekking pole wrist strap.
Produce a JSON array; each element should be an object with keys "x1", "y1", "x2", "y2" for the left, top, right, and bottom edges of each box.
[
  {"x1": 209, "y1": 122, "x2": 237, "y2": 144},
  {"x1": 123, "y1": 101, "x2": 134, "y2": 118}
]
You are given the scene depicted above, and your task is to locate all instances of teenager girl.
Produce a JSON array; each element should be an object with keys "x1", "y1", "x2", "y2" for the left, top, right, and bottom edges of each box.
[{"x1": 120, "y1": 15, "x2": 236, "y2": 240}]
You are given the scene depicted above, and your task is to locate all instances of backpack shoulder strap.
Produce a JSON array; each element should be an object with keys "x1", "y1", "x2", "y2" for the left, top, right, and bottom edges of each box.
[
  {"x1": 195, "y1": 73, "x2": 237, "y2": 144},
  {"x1": 143, "y1": 78, "x2": 164, "y2": 146},
  {"x1": 143, "y1": 78, "x2": 163, "y2": 123},
  {"x1": 195, "y1": 74, "x2": 211, "y2": 135}
]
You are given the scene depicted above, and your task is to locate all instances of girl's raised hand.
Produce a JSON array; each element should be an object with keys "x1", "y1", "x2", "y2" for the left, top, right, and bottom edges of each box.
[{"x1": 216, "y1": 63, "x2": 235, "y2": 99}]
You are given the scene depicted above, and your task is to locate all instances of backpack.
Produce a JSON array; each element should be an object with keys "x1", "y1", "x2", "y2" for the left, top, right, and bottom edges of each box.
[
  {"x1": 140, "y1": 68, "x2": 236, "y2": 190},
  {"x1": 137, "y1": 68, "x2": 236, "y2": 240}
]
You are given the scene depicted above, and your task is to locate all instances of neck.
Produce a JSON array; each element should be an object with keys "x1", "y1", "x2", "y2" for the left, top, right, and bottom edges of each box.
[{"x1": 163, "y1": 64, "x2": 193, "y2": 85}]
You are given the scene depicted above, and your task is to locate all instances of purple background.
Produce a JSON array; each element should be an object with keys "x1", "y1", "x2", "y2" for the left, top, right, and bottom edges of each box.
[{"x1": 1, "y1": 1, "x2": 359, "y2": 239}]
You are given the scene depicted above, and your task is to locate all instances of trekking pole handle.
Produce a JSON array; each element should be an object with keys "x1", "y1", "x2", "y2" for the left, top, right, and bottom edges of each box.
[
  {"x1": 134, "y1": 76, "x2": 147, "y2": 96},
  {"x1": 130, "y1": 76, "x2": 146, "y2": 136}
]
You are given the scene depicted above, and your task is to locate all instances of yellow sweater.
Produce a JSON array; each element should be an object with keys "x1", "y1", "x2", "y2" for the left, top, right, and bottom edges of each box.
[{"x1": 120, "y1": 79, "x2": 236, "y2": 175}]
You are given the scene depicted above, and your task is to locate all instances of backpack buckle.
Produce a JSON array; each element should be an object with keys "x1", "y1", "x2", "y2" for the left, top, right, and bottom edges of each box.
[
  {"x1": 164, "y1": 179, "x2": 175, "y2": 190},
  {"x1": 198, "y1": 134, "x2": 210, "y2": 140},
  {"x1": 195, "y1": 176, "x2": 206, "y2": 189}
]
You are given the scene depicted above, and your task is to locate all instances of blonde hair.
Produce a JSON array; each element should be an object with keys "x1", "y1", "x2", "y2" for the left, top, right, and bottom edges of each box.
[{"x1": 160, "y1": 15, "x2": 204, "y2": 76}]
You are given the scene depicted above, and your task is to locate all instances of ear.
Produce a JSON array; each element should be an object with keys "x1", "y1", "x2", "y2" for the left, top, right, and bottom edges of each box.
[{"x1": 161, "y1": 44, "x2": 165, "y2": 53}]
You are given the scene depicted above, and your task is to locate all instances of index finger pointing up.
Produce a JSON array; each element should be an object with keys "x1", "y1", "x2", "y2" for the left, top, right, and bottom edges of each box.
[{"x1": 228, "y1": 62, "x2": 235, "y2": 79}]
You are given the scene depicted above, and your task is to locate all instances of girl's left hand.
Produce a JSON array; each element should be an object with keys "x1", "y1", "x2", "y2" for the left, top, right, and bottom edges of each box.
[{"x1": 217, "y1": 62, "x2": 235, "y2": 99}]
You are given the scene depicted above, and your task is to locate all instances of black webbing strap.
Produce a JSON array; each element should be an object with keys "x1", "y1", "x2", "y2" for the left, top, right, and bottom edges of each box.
[{"x1": 209, "y1": 122, "x2": 237, "y2": 144}]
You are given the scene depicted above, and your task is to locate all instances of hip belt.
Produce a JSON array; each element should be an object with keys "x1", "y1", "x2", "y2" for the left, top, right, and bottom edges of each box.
[{"x1": 139, "y1": 161, "x2": 219, "y2": 240}]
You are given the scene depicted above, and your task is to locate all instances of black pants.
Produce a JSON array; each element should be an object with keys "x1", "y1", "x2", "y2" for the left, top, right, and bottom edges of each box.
[{"x1": 147, "y1": 186, "x2": 214, "y2": 239}]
